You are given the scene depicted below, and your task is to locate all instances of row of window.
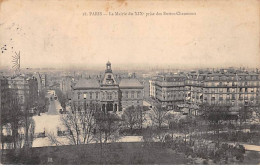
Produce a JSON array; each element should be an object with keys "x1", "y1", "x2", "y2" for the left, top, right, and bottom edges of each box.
[
  {"x1": 77, "y1": 91, "x2": 120, "y2": 100},
  {"x1": 77, "y1": 92, "x2": 99, "y2": 100},
  {"x1": 162, "y1": 80, "x2": 260, "y2": 87},
  {"x1": 203, "y1": 87, "x2": 258, "y2": 93},
  {"x1": 204, "y1": 81, "x2": 260, "y2": 87},
  {"x1": 77, "y1": 91, "x2": 143, "y2": 100},
  {"x1": 123, "y1": 91, "x2": 142, "y2": 99},
  {"x1": 188, "y1": 75, "x2": 259, "y2": 81},
  {"x1": 203, "y1": 97, "x2": 257, "y2": 101}
]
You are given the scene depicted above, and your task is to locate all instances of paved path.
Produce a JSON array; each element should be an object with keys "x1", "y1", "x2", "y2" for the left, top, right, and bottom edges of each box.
[{"x1": 241, "y1": 144, "x2": 260, "y2": 152}]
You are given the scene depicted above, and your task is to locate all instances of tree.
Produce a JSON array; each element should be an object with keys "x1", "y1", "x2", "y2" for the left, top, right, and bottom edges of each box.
[
  {"x1": 47, "y1": 101, "x2": 98, "y2": 145},
  {"x1": 1, "y1": 89, "x2": 25, "y2": 149},
  {"x1": 37, "y1": 89, "x2": 49, "y2": 113},
  {"x1": 1, "y1": 77, "x2": 36, "y2": 154},
  {"x1": 149, "y1": 103, "x2": 168, "y2": 129},
  {"x1": 122, "y1": 105, "x2": 139, "y2": 131},
  {"x1": 55, "y1": 89, "x2": 67, "y2": 111},
  {"x1": 136, "y1": 105, "x2": 146, "y2": 129},
  {"x1": 94, "y1": 110, "x2": 122, "y2": 144},
  {"x1": 178, "y1": 116, "x2": 196, "y2": 146},
  {"x1": 201, "y1": 104, "x2": 231, "y2": 148},
  {"x1": 94, "y1": 110, "x2": 122, "y2": 164}
]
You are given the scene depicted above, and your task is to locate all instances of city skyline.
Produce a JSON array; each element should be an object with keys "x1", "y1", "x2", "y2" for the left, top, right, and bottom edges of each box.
[{"x1": 0, "y1": 0, "x2": 259, "y2": 69}]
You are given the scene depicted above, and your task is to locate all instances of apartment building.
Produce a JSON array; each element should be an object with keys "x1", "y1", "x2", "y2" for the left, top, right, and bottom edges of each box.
[{"x1": 150, "y1": 68, "x2": 260, "y2": 112}]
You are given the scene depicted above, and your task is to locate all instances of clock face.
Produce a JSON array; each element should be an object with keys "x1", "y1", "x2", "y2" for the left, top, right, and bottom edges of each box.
[{"x1": 107, "y1": 80, "x2": 113, "y2": 84}]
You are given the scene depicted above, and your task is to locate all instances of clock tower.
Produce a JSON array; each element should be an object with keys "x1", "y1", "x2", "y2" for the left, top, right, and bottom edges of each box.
[
  {"x1": 100, "y1": 61, "x2": 119, "y2": 112},
  {"x1": 102, "y1": 61, "x2": 117, "y2": 85}
]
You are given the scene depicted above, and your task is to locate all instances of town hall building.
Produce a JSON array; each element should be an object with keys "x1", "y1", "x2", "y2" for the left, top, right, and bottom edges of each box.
[{"x1": 71, "y1": 61, "x2": 144, "y2": 112}]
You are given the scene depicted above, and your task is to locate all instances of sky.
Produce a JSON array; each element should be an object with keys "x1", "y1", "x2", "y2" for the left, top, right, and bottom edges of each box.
[{"x1": 0, "y1": 0, "x2": 259, "y2": 70}]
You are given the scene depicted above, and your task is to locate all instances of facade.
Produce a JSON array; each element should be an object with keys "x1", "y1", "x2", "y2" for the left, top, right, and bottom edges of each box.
[
  {"x1": 0, "y1": 76, "x2": 10, "y2": 116},
  {"x1": 185, "y1": 69, "x2": 260, "y2": 107},
  {"x1": 71, "y1": 62, "x2": 144, "y2": 112},
  {"x1": 149, "y1": 79, "x2": 156, "y2": 98},
  {"x1": 34, "y1": 73, "x2": 48, "y2": 92},
  {"x1": 60, "y1": 76, "x2": 74, "y2": 98},
  {"x1": 7, "y1": 75, "x2": 38, "y2": 111},
  {"x1": 150, "y1": 68, "x2": 260, "y2": 112},
  {"x1": 149, "y1": 74, "x2": 186, "y2": 109}
]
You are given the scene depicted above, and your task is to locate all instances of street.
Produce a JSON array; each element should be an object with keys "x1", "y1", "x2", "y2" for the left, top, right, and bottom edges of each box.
[
  {"x1": 32, "y1": 90, "x2": 66, "y2": 147},
  {"x1": 46, "y1": 90, "x2": 62, "y2": 115}
]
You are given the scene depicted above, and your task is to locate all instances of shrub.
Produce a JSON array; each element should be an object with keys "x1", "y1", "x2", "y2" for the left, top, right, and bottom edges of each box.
[{"x1": 203, "y1": 159, "x2": 208, "y2": 165}]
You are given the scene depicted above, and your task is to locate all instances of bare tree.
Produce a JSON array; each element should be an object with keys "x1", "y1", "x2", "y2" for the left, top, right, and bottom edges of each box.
[
  {"x1": 94, "y1": 110, "x2": 122, "y2": 144},
  {"x1": 201, "y1": 104, "x2": 232, "y2": 148},
  {"x1": 93, "y1": 110, "x2": 122, "y2": 164},
  {"x1": 122, "y1": 105, "x2": 139, "y2": 131},
  {"x1": 55, "y1": 88, "x2": 67, "y2": 111},
  {"x1": 150, "y1": 103, "x2": 168, "y2": 129},
  {"x1": 0, "y1": 88, "x2": 30, "y2": 149},
  {"x1": 59, "y1": 101, "x2": 97, "y2": 145},
  {"x1": 136, "y1": 105, "x2": 146, "y2": 129},
  {"x1": 47, "y1": 131, "x2": 63, "y2": 146},
  {"x1": 46, "y1": 101, "x2": 98, "y2": 146}
]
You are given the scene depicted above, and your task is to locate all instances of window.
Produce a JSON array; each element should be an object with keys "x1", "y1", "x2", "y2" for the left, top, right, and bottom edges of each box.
[
  {"x1": 137, "y1": 91, "x2": 141, "y2": 98},
  {"x1": 131, "y1": 91, "x2": 134, "y2": 98},
  {"x1": 78, "y1": 93, "x2": 81, "y2": 99},
  {"x1": 232, "y1": 94, "x2": 236, "y2": 100},
  {"x1": 239, "y1": 94, "x2": 243, "y2": 100},
  {"x1": 83, "y1": 93, "x2": 87, "y2": 99},
  {"x1": 108, "y1": 92, "x2": 112, "y2": 100},
  {"x1": 219, "y1": 94, "x2": 223, "y2": 100},
  {"x1": 114, "y1": 92, "x2": 118, "y2": 99},
  {"x1": 126, "y1": 91, "x2": 128, "y2": 98},
  {"x1": 245, "y1": 94, "x2": 248, "y2": 100},
  {"x1": 96, "y1": 92, "x2": 99, "y2": 99},
  {"x1": 90, "y1": 92, "x2": 92, "y2": 99}
]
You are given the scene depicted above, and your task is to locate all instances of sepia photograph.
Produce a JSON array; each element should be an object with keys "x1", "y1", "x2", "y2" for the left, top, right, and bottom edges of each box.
[{"x1": 0, "y1": 0, "x2": 260, "y2": 165}]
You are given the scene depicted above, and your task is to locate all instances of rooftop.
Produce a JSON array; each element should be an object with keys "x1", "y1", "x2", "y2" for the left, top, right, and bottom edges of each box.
[
  {"x1": 119, "y1": 78, "x2": 143, "y2": 88},
  {"x1": 73, "y1": 78, "x2": 100, "y2": 89}
]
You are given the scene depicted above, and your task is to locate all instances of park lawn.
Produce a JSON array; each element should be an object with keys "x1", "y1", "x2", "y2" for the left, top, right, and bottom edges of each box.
[
  {"x1": 242, "y1": 151, "x2": 260, "y2": 165},
  {"x1": 2, "y1": 142, "x2": 190, "y2": 165}
]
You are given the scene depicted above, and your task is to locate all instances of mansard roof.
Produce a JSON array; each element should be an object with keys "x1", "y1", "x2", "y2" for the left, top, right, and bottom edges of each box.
[
  {"x1": 119, "y1": 78, "x2": 143, "y2": 88},
  {"x1": 73, "y1": 78, "x2": 100, "y2": 89}
]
